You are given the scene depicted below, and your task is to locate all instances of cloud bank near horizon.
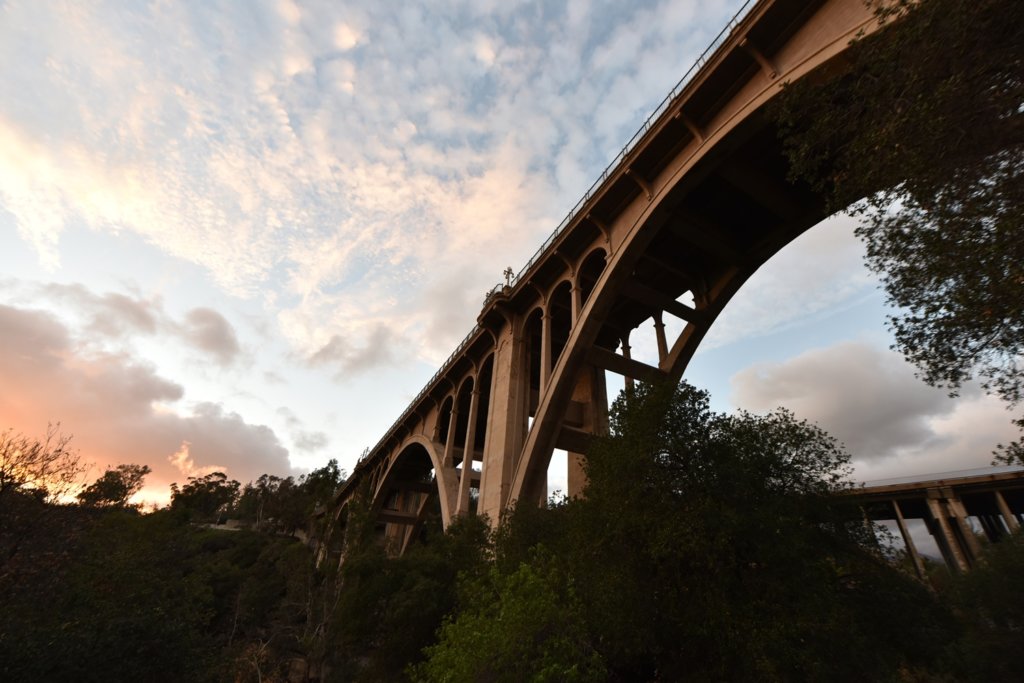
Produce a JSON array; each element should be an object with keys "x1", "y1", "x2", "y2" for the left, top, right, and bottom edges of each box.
[
  {"x1": 0, "y1": 302, "x2": 296, "y2": 499},
  {"x1": 731, "y1": 341, "x2": 1020, "y2": 481}
]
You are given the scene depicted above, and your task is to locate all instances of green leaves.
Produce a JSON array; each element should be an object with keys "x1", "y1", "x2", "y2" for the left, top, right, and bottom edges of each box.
[
  {"x1": 772, "y1": 0, "x2": 1024, "y2": 462},
  {"x1": 77, "y1": 464, "x2": 151, "y2": 508},
  {"x1": 417, "y1": 381, "x2": 951, "y2": 680}
]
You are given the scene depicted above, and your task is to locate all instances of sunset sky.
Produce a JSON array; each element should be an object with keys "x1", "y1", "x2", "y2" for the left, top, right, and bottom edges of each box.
[{"x1": 1, "y1": 0, "x2": 1017, "y2": 505}]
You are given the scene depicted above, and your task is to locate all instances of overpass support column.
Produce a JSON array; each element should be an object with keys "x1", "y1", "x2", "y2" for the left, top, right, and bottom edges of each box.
[
  {"x1": 892, "y1": 500, "x2": 926, "y2": 582},
  {"x1": 479, "y1": 323, "x2": 528, "y2": 525},
  {"x1": 943, "y1": 488, "x2": 983, "y2": 561},
  {"x1": 995, "y1": 490, "x2": 1020, "y2": 532},
  {"x1": 925, "y1": 489, "x2": 980, "y2": 572},
  {"x1": 456, "y1": 389, "x2": 481, "y2": 516}
]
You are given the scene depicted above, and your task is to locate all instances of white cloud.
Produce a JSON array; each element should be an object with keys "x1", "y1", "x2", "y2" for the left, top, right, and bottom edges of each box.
[
  {"x1": 0, "y1": 0, "x2": 747, "y2": 394},
  {"x1": 334, "y1": 22, "x2": 362, "y2": 50},
  {"x1": 168, "y1": 441, "x2": 225, "y2": 479}
]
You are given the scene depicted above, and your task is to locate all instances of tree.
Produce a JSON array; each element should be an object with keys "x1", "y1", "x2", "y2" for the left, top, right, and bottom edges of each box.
[
  {"x1": 301, "y1": 458, "x2": 345, "y2": 509},
  {"x1": 772, "y1": 0, "x2": 1024, "y2": 460},
  {"x1": 949, "y1": 529, "x2": 1024, "y2": 681},
  {"x1": 421, "y1": 382, "x2": 955, "y2": 680},
  {"x1": 414, "y1": 557, "x2": 606, "y2": 683},
  {"x1": 170, "y1": 471, "x2": 240, "y2": 523},
  {"x1": 77, "y1": 464, "x2": 151, "y2": 508},
  {"x1": 0, "y1": 423, "x2": 83, "y2": 502}
]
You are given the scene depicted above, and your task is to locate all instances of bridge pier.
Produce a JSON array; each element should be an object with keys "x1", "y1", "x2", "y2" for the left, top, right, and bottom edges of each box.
[{"x1": 478, "y1": 325, "x2": 528, "y2": 521}]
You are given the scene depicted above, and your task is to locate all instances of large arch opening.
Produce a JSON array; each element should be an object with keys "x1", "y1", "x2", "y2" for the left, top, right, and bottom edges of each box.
[{"x1": 375, "y1": 442, "x2": 443, "y2": 555}]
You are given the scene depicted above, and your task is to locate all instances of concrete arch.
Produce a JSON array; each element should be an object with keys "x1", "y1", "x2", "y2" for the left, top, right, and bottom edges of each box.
[
  {"x1": 375, "y1": 434, "x2": 456, "y2": 532},
  {"x1": 577, "y1": 245, "x2": 609, "y2": 272},
  {"x1": 576, "y1": 248, "x2": 608, "y2": 306},
  {"x1": 545, "y1": 276, "x2": 575, "y2": 304},
  {"x1": 325, "y1": 0, "x2": 885, "y2": 533},
  {"x1": 519, "y1": 304, "x2": 545, "y2": 339},
  {"x1": 507, "y1": 1, "x2": 878, "y2": 507}
]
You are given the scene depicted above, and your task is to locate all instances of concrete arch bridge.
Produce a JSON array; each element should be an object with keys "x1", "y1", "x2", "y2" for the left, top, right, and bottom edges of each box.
[{"x1": 319, "y1": 0, "x2": 883, "y2": 558}]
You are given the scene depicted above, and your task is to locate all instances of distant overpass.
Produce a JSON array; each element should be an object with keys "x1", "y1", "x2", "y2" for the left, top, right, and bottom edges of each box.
[{"x1": 854, "y1": 467, "x2": 1024, "y2": 577}]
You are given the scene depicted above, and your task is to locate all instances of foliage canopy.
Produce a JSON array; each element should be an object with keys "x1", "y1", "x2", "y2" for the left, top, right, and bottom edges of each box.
[{"x1": 772, "y1": 0, "x2": 1024, "y2": 460}]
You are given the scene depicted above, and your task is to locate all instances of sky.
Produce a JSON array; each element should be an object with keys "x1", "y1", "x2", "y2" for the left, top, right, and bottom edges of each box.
[{"x1": 1, "y1": 0, "x2": 1018, "y2": 506}]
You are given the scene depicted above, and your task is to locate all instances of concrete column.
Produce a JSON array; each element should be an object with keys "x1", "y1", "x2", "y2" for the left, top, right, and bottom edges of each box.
[
  {"x1": 567, "y1": 364, "x2": 592, "y2": 500},
  {"x1": 925, "y1": 495, "x2": 970, "y2": 573},
  {"x1": 567, "y1": 364, "x2": 609, "y2": 499},
  {"x1": 943, "y1": 488, "x2": 983, "y2": 563},
  {"x1": 995, "y1": 490, "x2": 1020, "y2": 532},
  {"x1": 653, "y1": 314, "x2": 668, "y2": 365},
  {"x1": 478, "y1": 323, "x2": 528, "y2": 525},
  {"x1": 540, "y1": 311, "x2": 553, "y2": 391},
  {"x1": 621, "y1": 331, "x2": 634, "y2": 393},
  {"x1": 892, "y1": 500, "x2": 927, "y2": 581},
  {"x1": 442, "y1": 406, "x2": 460, "y2": 468},
  {"x1": 456, "y1": 388, "x2": 481, "y2": 516},
  {"x1": 571, "y1": 282, "x2": 582, "y2": 322}
]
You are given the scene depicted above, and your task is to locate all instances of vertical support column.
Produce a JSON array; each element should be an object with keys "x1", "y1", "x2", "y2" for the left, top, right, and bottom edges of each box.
[
  {"x1": 892, "y1": 499, "x2": 927, "y2": 581},
  {"x1": 541, "y1": 311, "x2": 553, "y2": 391},
  {"x1": 567, "y1": 363, "x2": 609, "y2": 499},
  {"x1": 925, "y1": 493, "x2": 970, "y2": 573},
  {"x1": 943, "y1": 486, "x2": 983, "y2": 563},
  {"x1": 571, "y1": 282, "x2": 582, "y2": 322},
  {"x1": 621, "y1": 331, "x2": 634, "y2": 394},
  {"x1": 435, "y1": 407, "x2": 462, "y2": 528},
  {"x1": 995, "y1": 490, "x2": 1020, "y2": 532},
  {"x1": 653, "y1": 313, "x2": 668, "y2": 365},
  {"x1": 456, "y1": 388, "x2": 481, "y2": 516},
  {"x1": 478, "y1": 322, "x2": 528, "y2": 525},
  {"x1": 442, "y1": 406, "x2": 460, "y2": 467}
]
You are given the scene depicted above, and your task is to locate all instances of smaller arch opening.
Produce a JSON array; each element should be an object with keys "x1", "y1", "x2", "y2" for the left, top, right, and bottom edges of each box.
[
  {"x1": 578, "y1": 248, "x2": 608, "y2": 307},
  {"x1": 549, "y1": 281, "x2": 573, "y2": 371},
  {"x1": 437, "y1": 396, "x2": 454, "y2": 445},
  {"x1": 454, "y1": 377, "x2": 475, "y2": 464},
  {"x1": 524, "y1": 308, "x2": 544, "y2": 417}
]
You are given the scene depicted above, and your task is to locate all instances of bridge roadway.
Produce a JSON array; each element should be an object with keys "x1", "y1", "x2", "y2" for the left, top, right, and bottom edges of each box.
[{"x1": 321, "y1": 0, "x2": 883, "y2": 556}]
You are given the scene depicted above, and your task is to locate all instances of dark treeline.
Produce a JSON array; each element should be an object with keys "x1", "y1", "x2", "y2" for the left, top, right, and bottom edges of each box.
[
  {"x1": 3, "y1": 383, "x2": 1022, "y2": 681},
  {"x1": 326, "y1": 384, "x2": 1024, "y2": 682},
  {"x1": 0, "y1": 443, "x2": 346, "y2": 682}
]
